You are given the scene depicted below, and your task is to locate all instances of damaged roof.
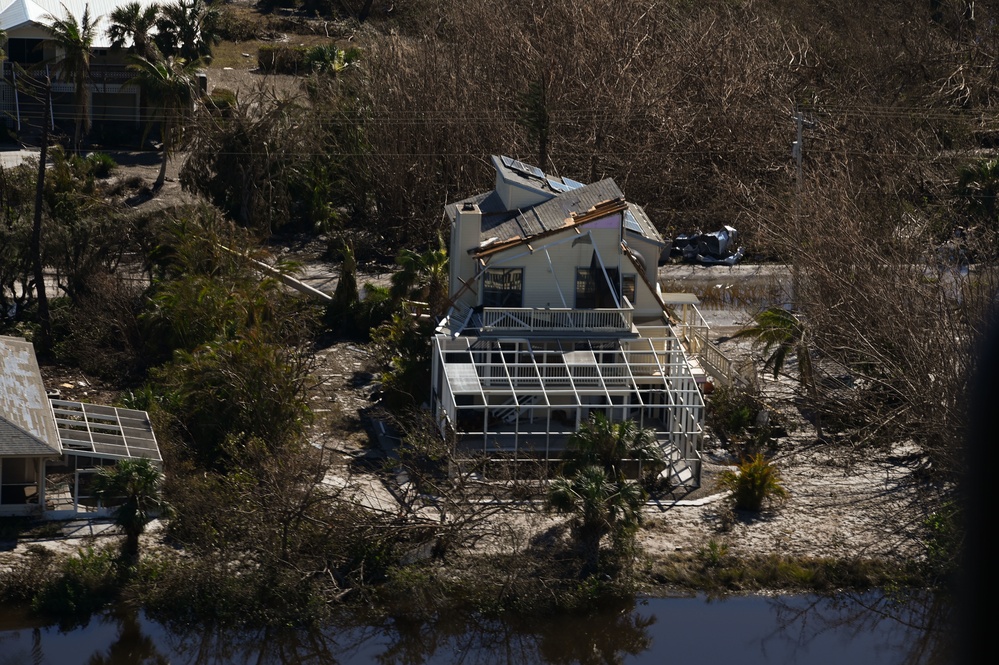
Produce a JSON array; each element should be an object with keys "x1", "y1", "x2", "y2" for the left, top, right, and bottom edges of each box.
[
  {"x1": 445, "y1": 156, "x2": 665, "y2": 247},
  {"x1": 0, "y1": 336, "x2": 62, "y2": 457},
  {"x1": 484, "y1": 178, "x2": 625, "y2": 243}
]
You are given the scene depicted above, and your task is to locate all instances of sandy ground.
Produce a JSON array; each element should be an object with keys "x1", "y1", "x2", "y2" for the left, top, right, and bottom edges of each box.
[
  {"x1": 299, "y1": 335, "x2": 927, "y2": 567},
  {"x1": 2, "y1": 272, "x2": 925, "y2": 574}
]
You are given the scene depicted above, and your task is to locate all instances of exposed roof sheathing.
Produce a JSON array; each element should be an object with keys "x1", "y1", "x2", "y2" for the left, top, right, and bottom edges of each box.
[
  {"x1": 0, "y1": 336, "x2": 62, "y2": 457},
  {"x1": 484, "y1": 178, "x2": 625, "y2": 242}
]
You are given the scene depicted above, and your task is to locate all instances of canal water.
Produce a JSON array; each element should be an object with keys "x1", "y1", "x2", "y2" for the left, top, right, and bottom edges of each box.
[{"x1": 0, "y1": 591, "x2": 947, "y2": 664}]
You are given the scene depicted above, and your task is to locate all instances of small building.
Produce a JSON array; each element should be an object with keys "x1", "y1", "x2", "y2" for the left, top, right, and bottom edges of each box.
[
  {"x1": 431, "y1": 156, "x2": 704, "y2": 486},
  {"x1": 0, "y1": 335, "x2": 161, "y2": 517}
]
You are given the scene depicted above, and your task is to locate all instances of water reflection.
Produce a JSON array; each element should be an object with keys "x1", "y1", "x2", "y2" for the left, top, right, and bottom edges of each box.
[
  {"x1": 767, "y1": 590, "x2": 952, "y2": 665},
  {"x1": 148, "y1": 597, "x2": 653, "y2": 665},
  {"x1": 84, "y1": 611, "x2": 167, "y2": 665},
  {"x1": 0, "y1": 591, "x2": 952, "y2": 664}
]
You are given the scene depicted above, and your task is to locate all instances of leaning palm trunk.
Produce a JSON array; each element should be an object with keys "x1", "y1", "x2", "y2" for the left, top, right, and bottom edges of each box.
[{"x1": 126, "y1": 54, "x2": 202, "y2": 191}]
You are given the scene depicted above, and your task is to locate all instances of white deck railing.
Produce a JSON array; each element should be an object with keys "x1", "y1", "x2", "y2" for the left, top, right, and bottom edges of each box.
[
  {"x1": 666, "y1": 297, "x2": 755, "y2": 388},
  {"x1": 480, "y1": 299, "x2": 633, "y2": 334}
]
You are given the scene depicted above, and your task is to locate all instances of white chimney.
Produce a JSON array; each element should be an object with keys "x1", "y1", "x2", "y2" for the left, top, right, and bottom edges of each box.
[{"x1": 450, "y1": 202, "x2": 481, "y2": 304}]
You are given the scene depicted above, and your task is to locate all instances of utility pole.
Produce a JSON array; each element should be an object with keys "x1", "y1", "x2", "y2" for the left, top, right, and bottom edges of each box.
[
  {"x1": 791, "y1": 110, "x2": 815, "y2": 227},
  {"x1": 31, "y1": 73, "x2": 52, "y2": 352}
]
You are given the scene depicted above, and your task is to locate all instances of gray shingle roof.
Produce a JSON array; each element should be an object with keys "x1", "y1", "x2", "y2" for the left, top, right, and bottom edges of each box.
[
  {"x1": 483, "y1": 179, "x2": 625, "y2": 242},
  {"x1": 0, "y1": 336, "x2": 62, "y2": 457}
]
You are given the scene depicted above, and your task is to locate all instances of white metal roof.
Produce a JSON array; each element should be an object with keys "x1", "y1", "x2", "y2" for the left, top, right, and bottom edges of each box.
[{"x1": 0, "y1": 0, "x2": 161, "y2": 48}]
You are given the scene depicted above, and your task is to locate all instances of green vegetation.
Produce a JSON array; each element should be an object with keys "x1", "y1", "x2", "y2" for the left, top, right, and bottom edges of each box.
[
  {"x1": 734, "y1": 308, "x2": 821, "y2": 438},
  {"x1": 108, "y1": 1, "x2": 161, "y2": 60},
  {"x1": 718, "y1": 454, "x2": 789, "y2": 512},
  {"x1": 127, "y1": 54, "x2": 203, "y2": 189},
  {"x1": 32, "y1": 546, "x2": 120, "y2": 618},
  {"x1": 258, "y1": 43, "x2": 360, "y2": 75},
  {"x1": 545, "y1": 415, "x2": 662, "y2": 575},
  {"x1": 43, "y1": 5, "x2": 99, "y2": 152},
  {"x1": 561, "y1": 413, "x2": 666, "y2": 487},
  {"x1": 85, "y1": 152, "x2": 118, "y2": 178},
  {"x1": 92, "y1": 459, "x2": 169, "y2": 562},
  {"x1": 548, "y1": 466, "x2": 644, "y2": 575},
  {"x1": 644, "y1": 551, "x2": 923, "y2": 594},
  {"x1": 705, "y1": 385, "x2": 758, "y2": 445}
]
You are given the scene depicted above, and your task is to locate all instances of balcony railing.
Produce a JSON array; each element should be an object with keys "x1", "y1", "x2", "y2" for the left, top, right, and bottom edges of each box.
[
  {"x1": 2, "y1": 62, "x2": 135, "y2": 85},
  {"x1": 480, "y1": 299, "x2": 634, "y2": 334}
]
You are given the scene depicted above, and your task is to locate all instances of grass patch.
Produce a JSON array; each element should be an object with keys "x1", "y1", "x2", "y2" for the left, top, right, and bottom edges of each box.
[
  {"x1": 642, "y1": 551, "x2": 925, "y2": 593},
  {"x1": 211, "y1": 35, "x2": 338, "y2": 70}
]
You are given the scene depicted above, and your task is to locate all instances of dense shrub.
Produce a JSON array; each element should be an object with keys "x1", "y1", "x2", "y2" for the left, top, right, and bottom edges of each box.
[
  {"x1": 718, "y1": 454, "x2": 788, "y2": 512},
  {"x1": 0, "y1": 544, "x2": 57, "y2": 604},
  {"x1": 706, "y1": 386, "x2": 758, "y2": 444},
  {"x1": 257, "y1": 44, "x2": 309, "y2": 73},
  {"x1": 207, "y1": 87, "x2": 238, "y2": 115},
  {"x1": 216, "y1": 7, "x2": 260, "y2": 41},
  {"x1": 85, "y1": 152, "x2": 118, "y2": 178},
  {"x1": 32, "y1": 546, "x2": 120, "y2": 617}
]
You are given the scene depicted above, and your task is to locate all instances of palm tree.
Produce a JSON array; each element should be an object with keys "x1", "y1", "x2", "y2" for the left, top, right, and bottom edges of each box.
[
  {"x1": 44, "y1": 4, "x2": 100, "y2": 152},
  {"x1": 108, "y1": 1, "x2": 161, "y2": 60},
  {"x1": 548, "y1": 465, "x2": 644, "y2": 574},
  {"x1": 957, "y1": 157, "x2": 999, "y2": 226},
  {"x1": 734, "y1": 307, "x2": 810, "y2": 379},
  {"x1": 91, "y1": 458, "x2": 168, "y2": 562},
  {"x1": 734, "y1": 306, "x2": 822, "y2": 438},
  {"x1": 563, "y1": 412, "x2": 665, "y2": 486},
  {"x1": 389, "y1": 242, "x2": 450, "y2": 319},
  {"x1": 127, "y1": 54, "x2": 202, "y2": 189},
  {"x1": 154, "y1": 0, "x2": 220, "y2": 62}
]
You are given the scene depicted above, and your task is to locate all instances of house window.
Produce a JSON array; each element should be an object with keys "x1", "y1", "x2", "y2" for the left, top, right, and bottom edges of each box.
[
  {"x1": 575, "y1": 268, "x2": 596, "y2": 309},
  {"x1": 576, "y1": 267, "x2": 622, "y2": 308},
  {"x1": 482, "y1": 268, "x2": 523, "y2": 307},
  {"x1": 622, "y1": 275, "x2": 636, "y2": 304},
  {"x1": 5, "y1": 39, "x2": 43, "y2": 65}
]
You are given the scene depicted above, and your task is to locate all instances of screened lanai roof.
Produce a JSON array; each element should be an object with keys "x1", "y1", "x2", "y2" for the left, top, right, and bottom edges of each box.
[
  {"x1": 50, "y1": 400, "x2": 161, "y2": 463},
  {"x1": 435, "y1": 330, "x2": 701, "y2": 411}
]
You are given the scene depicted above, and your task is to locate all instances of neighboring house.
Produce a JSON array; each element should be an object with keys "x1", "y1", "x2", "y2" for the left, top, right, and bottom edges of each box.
[
  {"x1": 0, "y1": 335, "x2": 161, "y2": 516},
  {"x1": 432, "y1": 156, "x2": 705, "y2": 487},
  {"x1": 0, "y1": 0, "x2": 159, "y2": 136}
]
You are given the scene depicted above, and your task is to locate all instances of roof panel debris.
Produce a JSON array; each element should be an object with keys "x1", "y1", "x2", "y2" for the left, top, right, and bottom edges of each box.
[{"x1": 667, "y1": 225, "x2": 745, "y2": 266}]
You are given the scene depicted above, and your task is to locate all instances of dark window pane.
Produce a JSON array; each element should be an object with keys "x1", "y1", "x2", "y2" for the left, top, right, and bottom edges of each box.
[
  {"x1": 483, "y1": 268, "x2": 523, "y2": 307},
  {"x1": 576, "y1": 268, "x2": 596, "y2": 309}
]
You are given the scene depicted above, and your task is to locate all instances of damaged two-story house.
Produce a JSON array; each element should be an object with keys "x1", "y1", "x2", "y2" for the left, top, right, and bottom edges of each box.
[{"x1": 431, "y1": 156, "x2": 704, "y2": 487}]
